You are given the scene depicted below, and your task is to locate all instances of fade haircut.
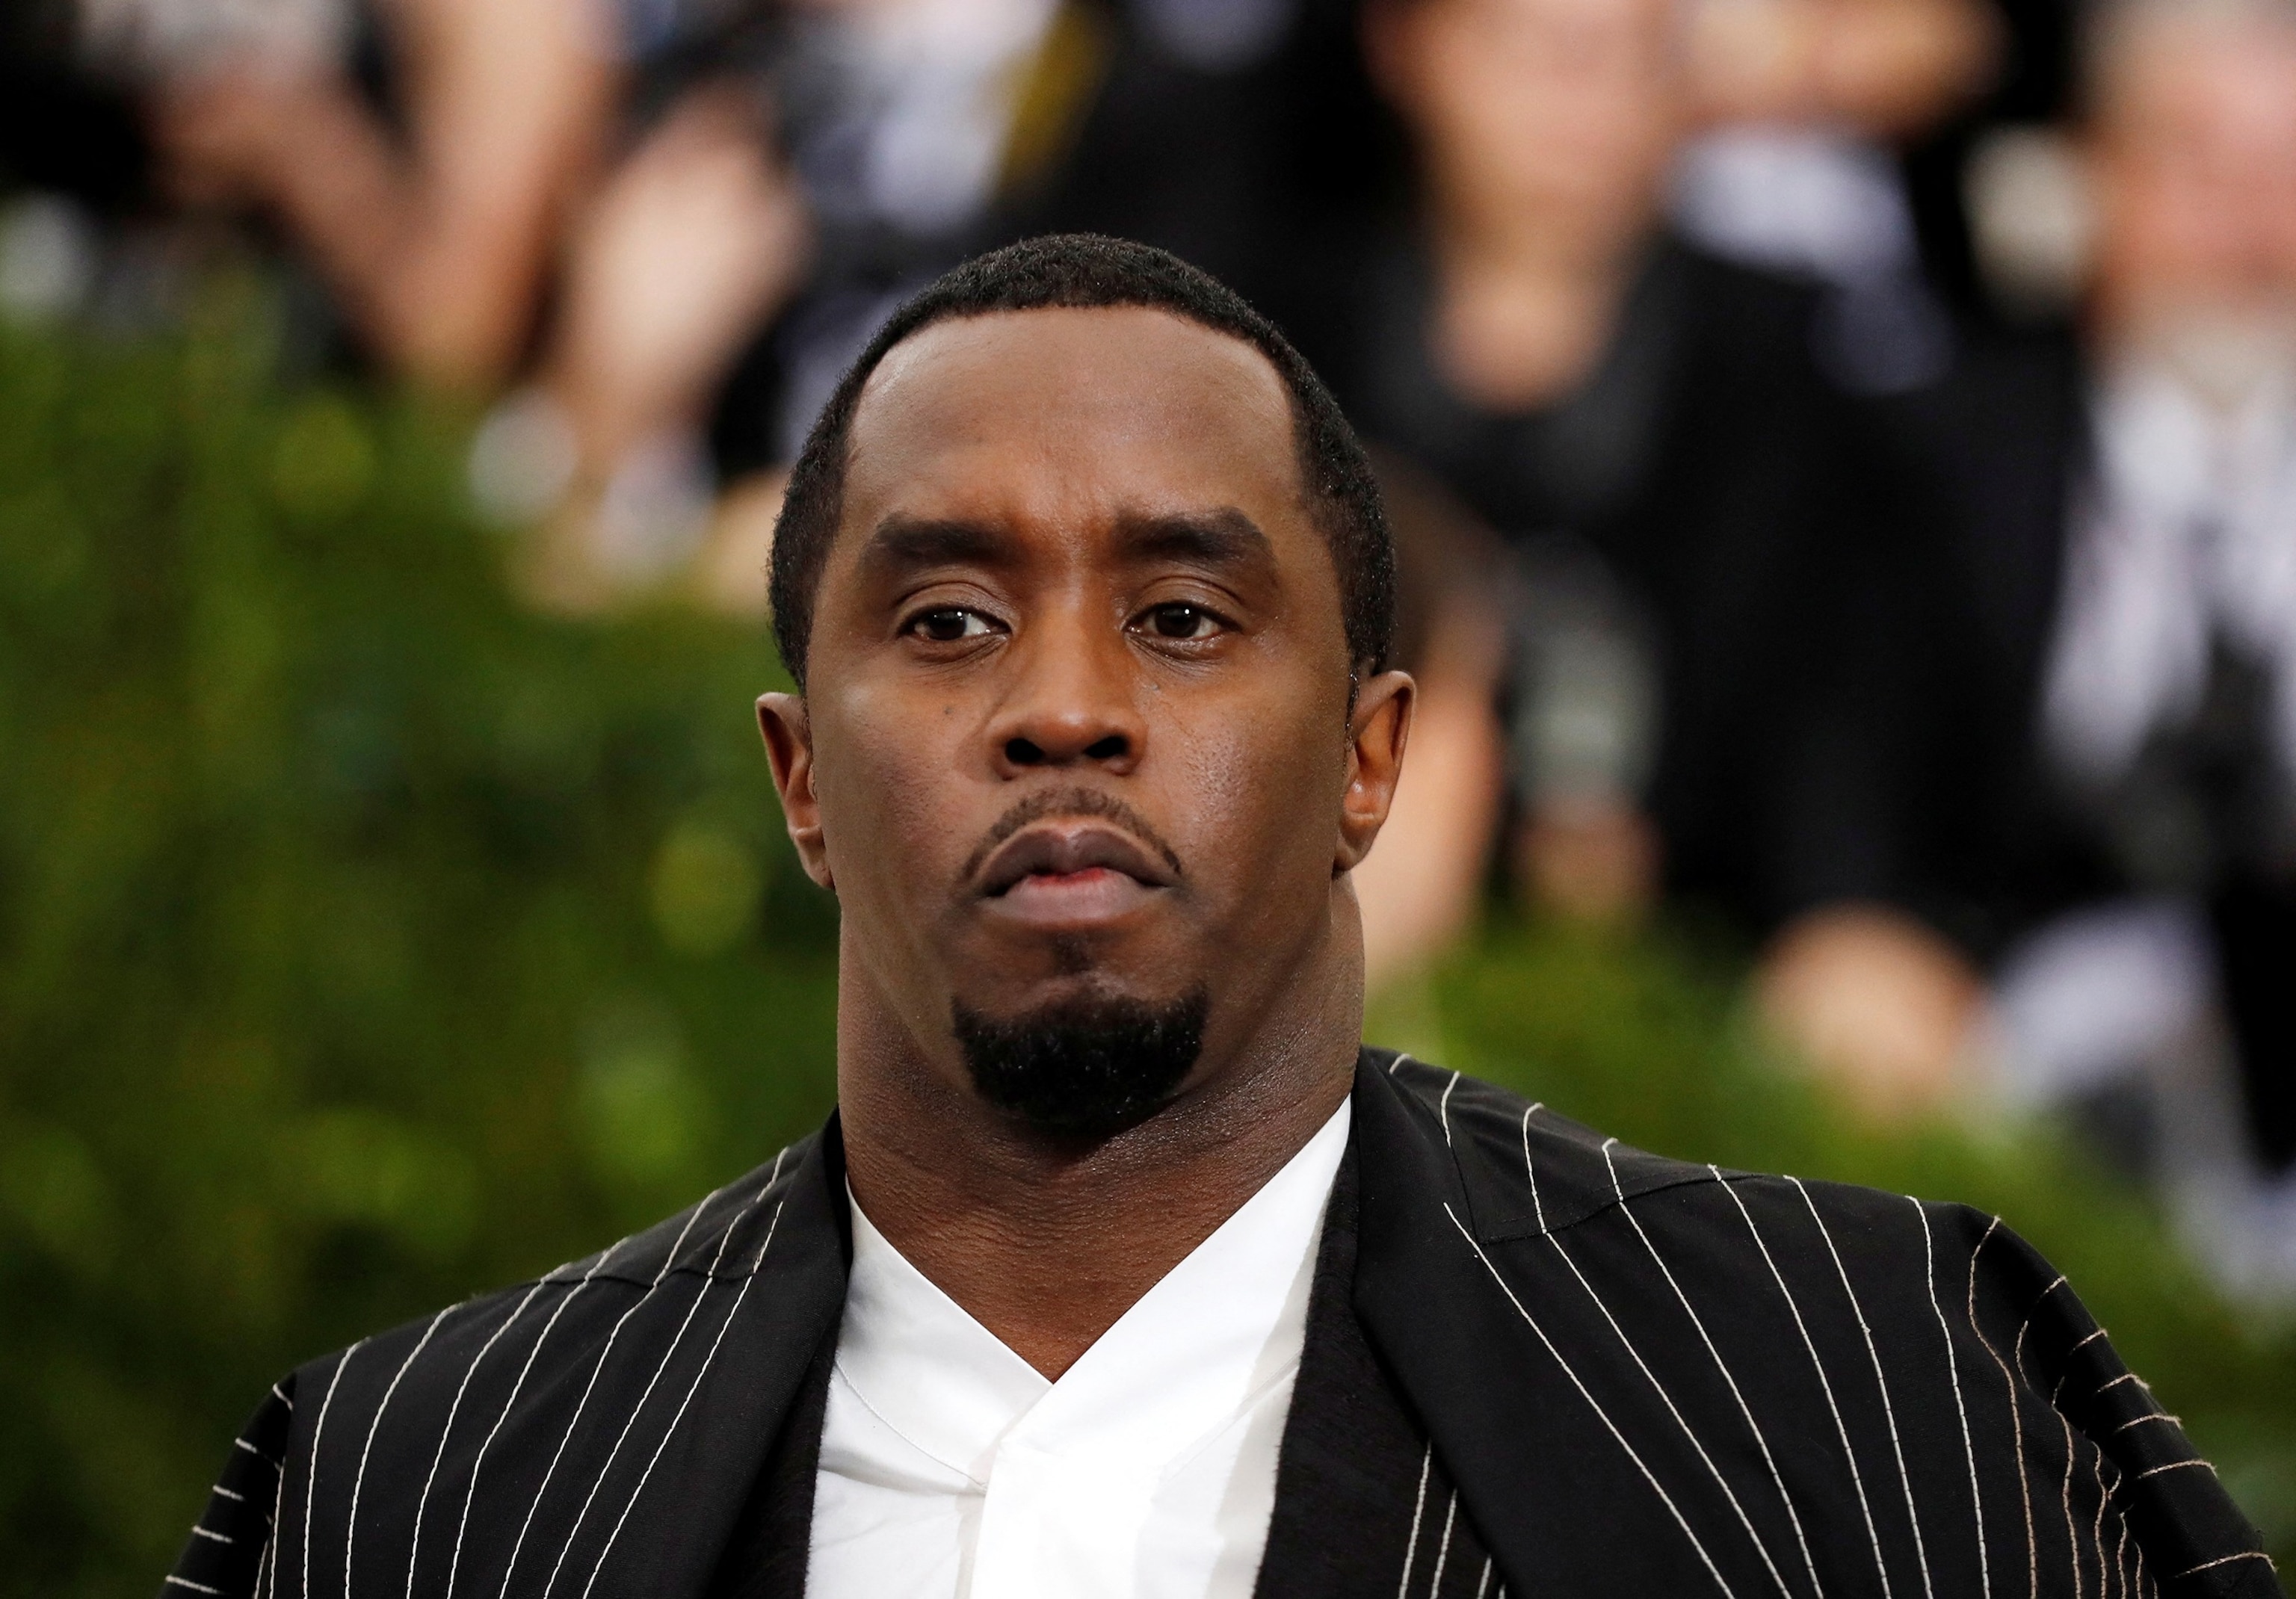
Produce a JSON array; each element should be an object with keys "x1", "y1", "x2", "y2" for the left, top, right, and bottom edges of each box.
[{"x1": 768, "y1": 234, "x2": 1395, "y2": 690}]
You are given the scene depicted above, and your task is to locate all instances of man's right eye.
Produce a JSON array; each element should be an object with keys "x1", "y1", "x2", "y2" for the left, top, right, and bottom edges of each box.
[{"x1": 910, "y1": 608, "x2": 993, "y2": 643}]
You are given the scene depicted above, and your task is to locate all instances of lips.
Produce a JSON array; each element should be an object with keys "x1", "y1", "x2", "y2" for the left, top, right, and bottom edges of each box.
[{"x1": 975, "y1": 823, "x2": 1179, "y2": 900}]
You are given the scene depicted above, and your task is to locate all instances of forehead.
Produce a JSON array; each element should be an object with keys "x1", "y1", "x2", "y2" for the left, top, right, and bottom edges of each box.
[
  {"x1": 1424, "y1": 0, "x2": 1674, "y2": 57},
  {"x1": 2106, "y1": 17, "x2": 2296, "y2": 139},
  {"x1": 836, "y1": 306, "x2": 1308, "y2": 542}
]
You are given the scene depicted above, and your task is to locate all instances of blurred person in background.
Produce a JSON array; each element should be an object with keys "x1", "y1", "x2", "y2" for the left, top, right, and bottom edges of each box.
[
  {"x1": 1, "y1": 3, "x2": 148, "y2": 226},
  {"x1": 98, "y1": 0, "x2": 812, "y2": 604},
  {"x1": 1351, "y1": 454, "x2": 1511, "y2": 991},
  {"x1": 690, "y1": 0, "x2": 1092, "y2": 603},
  {"x1": 697, "y1": 0, "x2": 1383, "y2": 612},
  {"x1": 1836, "y1": 0, "x2": 2296, "y2": 1296},
  {"x1": 1329, "y1": 0, "x2": 1944, "y2": 1009},
  {"x1": 1669, "y1": 0, "x2": 1998, "y2": 394},
  {"x1": 78, "y1": 0, "x2": 1374, "y2": 611}
]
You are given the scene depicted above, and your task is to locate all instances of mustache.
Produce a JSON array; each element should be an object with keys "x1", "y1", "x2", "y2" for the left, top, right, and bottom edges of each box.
[{"x1": 957, "y1": 788, "x2": 1186, "y2": 887}]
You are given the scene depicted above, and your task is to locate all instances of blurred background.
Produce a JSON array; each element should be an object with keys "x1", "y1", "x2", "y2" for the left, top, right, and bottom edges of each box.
[{"x1": 6, "y1": 0, "x2": 2296, "y2": 1589}]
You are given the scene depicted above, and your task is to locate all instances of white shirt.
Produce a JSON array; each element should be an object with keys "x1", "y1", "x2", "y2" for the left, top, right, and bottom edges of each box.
[
  {"x1": 2045, "y1": 356, "x2": 2296, "y2": 788},
  {"x1": 1670, "y1": 126, "x2": 1917, "y2": 285},
  {"x1": 808, "y1": 1101, "x2": 1351, "y2": 1599}
]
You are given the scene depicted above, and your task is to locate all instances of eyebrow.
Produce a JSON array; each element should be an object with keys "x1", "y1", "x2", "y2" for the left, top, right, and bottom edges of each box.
[
  {"x1": 857, "y1": 516, "x2": 1014, "y2": 578},
  {"x1": 857, "y1": 507, "x2": 1274, "y2": 578},
  {"x1": 1111, "y1": 507, "x2": 1274, "y2": 568}
]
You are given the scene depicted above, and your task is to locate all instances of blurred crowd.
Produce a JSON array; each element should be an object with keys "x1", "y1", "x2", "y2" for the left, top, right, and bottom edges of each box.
[{"x1": 5, "y1": 0, "x2": 2296, "y2": 1294}]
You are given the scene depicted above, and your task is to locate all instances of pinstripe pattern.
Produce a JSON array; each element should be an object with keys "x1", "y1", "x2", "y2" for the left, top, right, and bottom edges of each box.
[
  {"x1": 574, "y1": 1198, "x2": 788, "y2": 1599},
  {"x1": 347, "y1": 1310, "x2": 453, "y2": 1598},
  {"x1": 170, "y1": 1145, "x2": 806, "y2": 1599},
  {"x1": 536, "y1": 1169, "x2": 786, "y2": 1599},
  {"x1": 442, "y1": 1234, "x2": 644, "y2": 1599},
  {"x1": 303, "y1": 1343, "x2": 362, "y2": 1599},
  {"x1": 1398, "y1": 1446, "x2": 1432, "y2": 1599},
  {"x1": 1608, "y1": 1142, "x2": 1821, "y2": 1599},
  {"x1": 1428, "y1": 1491, "x2": 1458, "y2": 1597},
  {"x1": 1442, "y1": 1201, "x2": 1742, "y2": 1597},
  {"x1": 495, "y1": 1186, "x2": 743, "y2": 1599},
  {"x1": 1528, "y1": 1139, "x2": 1792, "y2": 1597},
  {"x1": 1968, "y1": 1217, "x2": 2042, "y2": 1599},
  {"x1": 1717, "y1": 1166, "x2": 1895, "y2": 1596},
  {"x1": 403, "y1": 1284, "x2": 546, "y2": 1599},
  {"x1": 1792, "y1": 1175, "x2": 1937, "y2": 1599},
  {"x1": 1377, "y1": 1057, "x2": 2276, "y2": 1599},
  {"x1": 166, "y1": 1063, "x2": 2277, "y2": 1599},
  {"x1": 1374, "y1": 1447, "x2": 1505, "y2": 1599},
  {"x1": 1916, "y1": 1199, "x2": 1990, "y2": 1599}
]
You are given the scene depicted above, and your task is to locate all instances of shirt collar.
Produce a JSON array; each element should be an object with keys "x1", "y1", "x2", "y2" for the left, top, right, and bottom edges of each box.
[{"x1": 833, "y1": 1098, "x2": 1352, "y2": 1485}]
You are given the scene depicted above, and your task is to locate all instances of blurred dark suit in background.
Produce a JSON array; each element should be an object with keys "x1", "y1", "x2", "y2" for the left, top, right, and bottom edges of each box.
[
  {"x1": 1306, "y1": 0, "x2": 1947, "y2": 995},
  {"x1": 1329, "y1": 233, "x2": 1910, "y2": 935},
  {"x1": 1857, "y1": 0, "x2": 2296, "y2": 1292}
]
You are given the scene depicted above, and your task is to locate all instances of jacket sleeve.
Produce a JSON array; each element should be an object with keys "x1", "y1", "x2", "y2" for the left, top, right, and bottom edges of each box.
[
  {"x1": 160, "y1": 1376, "x2": 297, "y2": 1599},
  {"x1": 1951, "y1": 1204, "x2": 2283, "y2": 1599}
]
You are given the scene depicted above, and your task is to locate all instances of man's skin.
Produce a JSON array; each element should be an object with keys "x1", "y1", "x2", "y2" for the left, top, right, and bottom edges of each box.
[{"x1": 757, "y1": 306, "x2": 1415, "y2": 1379}]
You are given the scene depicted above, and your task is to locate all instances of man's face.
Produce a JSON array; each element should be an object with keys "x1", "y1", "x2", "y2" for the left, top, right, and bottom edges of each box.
[
  {"x1": 2093, "y1": 17, "x2": 2296, "y2": 365},
  {"x1": 761, "y1": 307, "x2": 1404, "y2": 1129},
  {"x1": 1374, "y1": 0, "x2": 1682, "y2": 242}
]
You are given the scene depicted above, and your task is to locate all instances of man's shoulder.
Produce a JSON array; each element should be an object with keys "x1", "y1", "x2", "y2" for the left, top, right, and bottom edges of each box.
[
  {"x1": 293, "y1": 1130, "x2": 826, "y2": 1394},
  {"x1": 1357, "y1": 1052, "x2": 2280, "y2": 1598},
  {"x1": 1365, "y1": 1049, "x2": 1996, "y2": 1258},
  {"x1": 169, "y1": 1131, "x2": 837, "y2": 1599}
]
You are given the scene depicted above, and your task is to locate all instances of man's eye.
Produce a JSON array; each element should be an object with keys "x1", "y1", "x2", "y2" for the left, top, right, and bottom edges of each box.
[
  {"x1": 1144, "y1": 604, "x2": 1220, "y2": 640},
  {"x1": 910, "y1": 608, "x2": 992, "y2": 643}
]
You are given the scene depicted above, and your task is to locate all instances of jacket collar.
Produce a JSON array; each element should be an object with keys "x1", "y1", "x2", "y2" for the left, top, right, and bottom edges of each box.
[
  {"x1": 543, "y1": 1116, "x2": 851, "y2": 1599},
  {"x1": 582, "y1": 1051, "x2": 1708, "y2": 1598}
]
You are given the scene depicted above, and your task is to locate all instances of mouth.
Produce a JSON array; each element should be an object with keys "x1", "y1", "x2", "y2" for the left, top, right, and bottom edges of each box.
[{"x1": 974, "y1": 822, "x2": 1179, "y2": 927}]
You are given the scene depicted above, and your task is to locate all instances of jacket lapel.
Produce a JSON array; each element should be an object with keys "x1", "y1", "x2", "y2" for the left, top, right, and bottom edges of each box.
[
  {"x1": 297, "y1": 1122, "x2": 854, "y2": 1599},
  {"x1": 579, "y1": 1121, "x2": 851, "y2": 1599},
  {"x1": 1348, "y1": 1053, "x2": 1752, "y2": 1596}
]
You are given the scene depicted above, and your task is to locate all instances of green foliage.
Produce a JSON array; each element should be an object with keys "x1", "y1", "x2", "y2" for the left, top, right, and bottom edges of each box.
[
  {"x1": 3, "y1": 292, "x2": 2292, "y2": 1598},
  {"x1": 1373, "y1": 919, "x2": 2296, "y2": 1571},
  {"x1": 0, "y1": 295, "x2": 838, "y2": 1598}
]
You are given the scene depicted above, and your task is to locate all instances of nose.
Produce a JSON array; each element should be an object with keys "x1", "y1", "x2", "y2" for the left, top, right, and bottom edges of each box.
[{"x1": 986, "y1": 607, "x2": 1147, "y2": 778}]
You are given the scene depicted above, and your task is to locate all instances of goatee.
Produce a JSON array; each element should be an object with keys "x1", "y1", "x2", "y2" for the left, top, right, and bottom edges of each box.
[{"x1": 951, "y1": 988, "x2": 1209, "y2": 1139}]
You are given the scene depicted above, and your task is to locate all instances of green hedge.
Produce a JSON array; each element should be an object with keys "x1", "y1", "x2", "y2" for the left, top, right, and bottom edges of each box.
[
  {"x1": 0, "y1": 291, "x2": 838, "y2": 1598},
  {"x1": 1, "y1": 291, "x2": 2291, "y2": 1598}
]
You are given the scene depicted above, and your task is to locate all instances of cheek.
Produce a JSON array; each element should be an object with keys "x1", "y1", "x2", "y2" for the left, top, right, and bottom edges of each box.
[
  {"x1": 1161, "y1": 678, "x2": 1351, "y2": 912},
  {"x1": 812, "y1": 683, "x2": 977, "y2": 902}
]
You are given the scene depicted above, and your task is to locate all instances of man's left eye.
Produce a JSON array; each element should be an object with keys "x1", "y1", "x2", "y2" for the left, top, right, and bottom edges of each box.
[
  {"x1": 1143, "y1": 604, "x2": 1220, "y2": 640},
  {"x1": 911, "y1": 608, "x2": 993, "y2": 642}
]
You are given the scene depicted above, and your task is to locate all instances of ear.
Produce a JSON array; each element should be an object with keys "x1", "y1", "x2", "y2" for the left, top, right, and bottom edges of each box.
[
  {"x1": 1336, "y1": 669, "x2": 1416, "y2": 874},
  {"x1": 758, "y1": 692, "x2": 833, "y2": 891}
]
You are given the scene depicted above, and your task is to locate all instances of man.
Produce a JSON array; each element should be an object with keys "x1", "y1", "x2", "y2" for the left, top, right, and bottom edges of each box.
[{"x1": 166, "y1": 235, "x2": 2274, "y2": 1598}]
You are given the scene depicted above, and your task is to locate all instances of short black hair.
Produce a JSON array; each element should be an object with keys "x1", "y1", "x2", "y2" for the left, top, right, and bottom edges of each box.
[{"x1": 768, "y1": 234, "x2": 1395, "y2": 690}]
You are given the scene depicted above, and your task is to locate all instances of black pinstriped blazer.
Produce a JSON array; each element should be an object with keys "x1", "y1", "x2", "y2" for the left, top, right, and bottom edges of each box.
[{"x1": 166, "y1": 1051, "x2": 2280, "y2": 1599}]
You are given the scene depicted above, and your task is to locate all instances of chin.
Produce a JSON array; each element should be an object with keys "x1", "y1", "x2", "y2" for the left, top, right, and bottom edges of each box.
[{"x1": 950, "y1": 983, "x2": 1211, "y2": 1141}]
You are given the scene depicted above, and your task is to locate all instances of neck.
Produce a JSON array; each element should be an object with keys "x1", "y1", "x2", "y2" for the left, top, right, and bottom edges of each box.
[
  {"x1": 833, "y1": 912, "x2": 1362, "y2": 1379},
  {"x1": 1425, "y1": 191, "x2": 1649, "y2": 411}
]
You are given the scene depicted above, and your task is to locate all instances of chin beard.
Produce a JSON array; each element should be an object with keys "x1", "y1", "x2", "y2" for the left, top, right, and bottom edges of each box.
[{"x1": 951, "y1": 987, "x2": 1209, "y2": 1139}]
